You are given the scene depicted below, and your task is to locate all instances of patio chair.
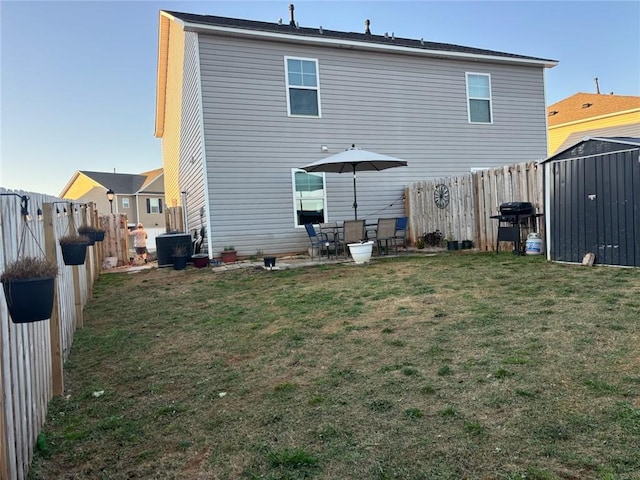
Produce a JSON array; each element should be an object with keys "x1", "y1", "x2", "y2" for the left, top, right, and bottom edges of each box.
[
  {"x1": 319, "y1": 222, "x2": 342, "y2": 256},
  {"x1": 367, "y1": 218, "x2": 397, "y2": 255},
  {"x1": 341, "y1": 219, "x2": 365, "y2": 257},
  {"x1": 304, "y1": 223, "x2": 332, "y2": 260},
  {"x1": 393, "y1": 216, "x2": 408, "y2": 252}
]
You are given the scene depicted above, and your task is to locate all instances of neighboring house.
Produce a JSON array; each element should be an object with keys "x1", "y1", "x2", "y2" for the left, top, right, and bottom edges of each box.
[
  {"x1": 59, "y1": 168, "x2": 167, "y2": 230},
  {"x1": 547, "y1": 93, "x2": 640, "y2": 156},
  {"x1": 155, "y1": 7, "x2": 557, "y2": 257}
]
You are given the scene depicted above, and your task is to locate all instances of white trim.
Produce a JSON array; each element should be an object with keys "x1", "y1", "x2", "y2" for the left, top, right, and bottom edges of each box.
[
  {"x1": 291, "y1": 168, "x2": 327, "y2": 228},
  {"x1": 466, "y1": 72, "x2": 493, "y2": 124},
  {"x1": 284, "y1": 56, "x2": 322, "y2": 118},
  {"x1": 166, "y1": 15, "x2": 557, "y2": 68},
  {"x1": 547, "y1": 108, "x2": 640, "y2": 129}
]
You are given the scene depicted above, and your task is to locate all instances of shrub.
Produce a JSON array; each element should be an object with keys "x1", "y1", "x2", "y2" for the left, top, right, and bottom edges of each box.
[
  {"x1": 422, "y1": 230, "x2": 444, "y2": 247},
  {"x1": 1, "y1": 256, "x2": 58, "y2": 281}
]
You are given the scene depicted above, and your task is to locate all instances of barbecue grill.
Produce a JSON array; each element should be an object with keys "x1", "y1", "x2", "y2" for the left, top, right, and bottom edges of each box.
[{"x1": 491, "y1": 202, "x2": 541, "y2": 254}]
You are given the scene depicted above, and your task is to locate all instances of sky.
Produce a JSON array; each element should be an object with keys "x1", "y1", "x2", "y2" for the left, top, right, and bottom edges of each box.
[{"x1": 1, "y1": 0, "x2": 639, "y2": 196}]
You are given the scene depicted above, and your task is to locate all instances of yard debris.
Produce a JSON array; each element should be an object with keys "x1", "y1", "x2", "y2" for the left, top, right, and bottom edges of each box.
[
  {"x1": 218, "y1": 392, "x2": 227, "y2": 398},
  {"x1": 92, "y1": 390, "x2": 105, "y2": 398},
  {"x1": 582, "y1": 252, "x2": 595, "y2": 266}
]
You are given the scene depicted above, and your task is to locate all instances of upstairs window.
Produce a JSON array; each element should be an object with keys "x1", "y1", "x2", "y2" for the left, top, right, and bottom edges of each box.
[
  {"x1": 292, "y1": 169, "x2": 326, "y2": 226},
  {"x1": 466, "y1": 73, "x2": 492, "y2": 123},
  {"x1": 285, "y1": 57, "x2": 321, "y2": 117},
  {"x1": 122, "y1": 198, "x2": 129, "y2": 209},
  {"x1": 147, "y1": 198, "x2": 163, "y2": 214}
]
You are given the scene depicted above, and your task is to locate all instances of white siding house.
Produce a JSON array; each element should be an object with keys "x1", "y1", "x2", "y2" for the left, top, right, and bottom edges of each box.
[{"x1": 155, "y1": 9, "x2": 557, "y2": 258}]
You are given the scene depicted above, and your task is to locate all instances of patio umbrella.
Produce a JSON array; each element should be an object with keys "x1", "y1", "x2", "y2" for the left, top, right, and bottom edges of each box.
[{"x1": 300, "y1": 145, "x2": 407, "y2": 219}]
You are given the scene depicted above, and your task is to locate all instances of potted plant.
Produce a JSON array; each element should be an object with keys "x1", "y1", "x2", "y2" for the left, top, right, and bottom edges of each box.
[
  {"x1": 77, "y1": 225, "x2": 106, "y2": 244},
  {"x1": 59, "y1": 234, "x2": 91, "y2": 265},
  {"x1": 221, "y1": 246, "x2": 237, "y2": 264},
  {"x1": 191, "y1": 253, "x2": 210, "y2": 268},
  {"x1": 1, "y1": 256, "x2": 58, "y2": 323},
  {"x1": 171, "y1": 245, "x2": 189, "y2": 270},
  {"x1": 347, "y1": 240, "x2": 374, "y2": 264}
]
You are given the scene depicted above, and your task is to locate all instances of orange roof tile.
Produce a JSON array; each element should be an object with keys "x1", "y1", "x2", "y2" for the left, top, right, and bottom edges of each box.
[{"x1": 547, "y1": 93, "x2": 640, "y2": 126}]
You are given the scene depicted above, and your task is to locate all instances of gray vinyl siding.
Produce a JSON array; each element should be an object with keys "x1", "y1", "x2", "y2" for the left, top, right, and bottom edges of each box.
[
  {"x1": 179, "y1": 32, "x2": 207, "y2": 240},
  {"x1": 197, "y1": 34, "x2": 549, "y2": 256}
]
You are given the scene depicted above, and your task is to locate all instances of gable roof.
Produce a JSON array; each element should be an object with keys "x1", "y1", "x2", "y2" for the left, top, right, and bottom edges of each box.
[
  {"x1": 547, "y1": 93, "x2": 640, "y2": 126},
  {"x1": 162, "y1": 10, "x2": 557, "y2": 67},
  {"x1": 80, "y1": 171, "x2": 147, "y2": 194}
]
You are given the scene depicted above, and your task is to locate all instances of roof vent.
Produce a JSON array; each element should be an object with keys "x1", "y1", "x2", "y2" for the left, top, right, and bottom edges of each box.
[
  {"x1": 319, "y1": 26, "x2": 323, "y2": 34},
  {"x1": 582, "y1": 103, "x2": 593, "y2": 109},
  {"x1": 289, "y1": 4, "x2": 295, "y2": 27},
  {"x1": 384, "y1": 32, "x2": 388, "y2": 38},
  {"x1": 278, "y1": 18, "x2": 283, "y2": 25},
  {"x1": 365, "y1": 19, "x2": 371, "y2": 35},
  {"x1": 420, "y1": 38, "x2": 424, "y2": 46},
  {"x1": 548, "y1": 110, "x2": 558, "y2": 116}
]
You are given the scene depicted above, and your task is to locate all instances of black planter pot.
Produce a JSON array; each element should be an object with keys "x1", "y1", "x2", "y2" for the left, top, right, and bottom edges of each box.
[
  {"x1": 2, "y1": 276, "x2": 56, "y2": 323},
  {"x1": 447, "y1": 240, "x2": 459, "y2": 251},
  {"x1": 461, "y1": 240, "x2": 473, "y2": 250},
  {"x1": 264, "y1": 256, "x2": 276, "y2": 267},
  {"x1": 61, "y1": 243, "x2": 88, "y2": 265},
  {"x1": 93, "y1": 231, "x2": 105, "y2": 242},
  {"x1": 172, "y1": 254, "x2": 188, "y2": 270}
]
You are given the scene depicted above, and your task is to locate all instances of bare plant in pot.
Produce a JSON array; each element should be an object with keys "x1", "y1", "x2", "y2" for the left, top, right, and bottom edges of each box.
[
  {"x1": 1, "y1": 256, "x2": 58, "y2": 323},
  {"x1": 59, "y1": 234, "x2": 91, "y2": 265},
  {"x1": 171, "y1": 245, "x2": 189, "y2": 270},
  {"x1": 77, "y1": 225, "x2": 106, "y2": 244},
  {"x1": 221, "y1": 246, "x2": 237, "y2": 264}
]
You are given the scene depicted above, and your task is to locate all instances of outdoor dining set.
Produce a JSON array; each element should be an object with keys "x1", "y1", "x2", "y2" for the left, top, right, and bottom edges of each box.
[{"x1": 304, "y1": 216, "x2": 408, "y2": 261}]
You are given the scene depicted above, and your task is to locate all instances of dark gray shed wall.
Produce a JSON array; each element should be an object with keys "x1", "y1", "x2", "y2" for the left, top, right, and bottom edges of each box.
[{"x1": 546, "y1": 139, "x2": 640, "y2": 267}]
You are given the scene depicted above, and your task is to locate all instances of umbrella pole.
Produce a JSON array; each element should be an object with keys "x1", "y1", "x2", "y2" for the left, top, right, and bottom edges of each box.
[{"x1": 352, "y1": 164, "x2": 358, "y2": 220}]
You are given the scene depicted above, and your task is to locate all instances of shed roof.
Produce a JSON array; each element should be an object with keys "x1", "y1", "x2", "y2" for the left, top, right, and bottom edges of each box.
[
  {"x1": 542, "y1": 137, "x2": 640, "y2": 163},
  {"x1": 80, "y1": 169, "x2": 164, "y2": 195},
  {"x1": 547, "y1": 93, "x2": 640, "y2": 126}
]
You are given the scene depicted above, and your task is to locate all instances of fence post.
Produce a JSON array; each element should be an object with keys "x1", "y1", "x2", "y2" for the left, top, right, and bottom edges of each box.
[
  {"x1": 68, "y1": 207, "x2": 83, "y2": 329},
  {"x1": 43, "y1": 204, "x2": 64, "y2": 396}
]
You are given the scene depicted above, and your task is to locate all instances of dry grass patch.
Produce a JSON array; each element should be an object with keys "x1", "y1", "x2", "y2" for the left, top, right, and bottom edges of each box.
[{"x1": 28, "y1": 253, "x2": 640, "y2": 480}]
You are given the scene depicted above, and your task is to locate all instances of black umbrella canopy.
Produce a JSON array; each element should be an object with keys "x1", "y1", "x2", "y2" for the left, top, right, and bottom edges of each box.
[{"x1": 300, "y1": 145, "x2": 407, "y2": 219}]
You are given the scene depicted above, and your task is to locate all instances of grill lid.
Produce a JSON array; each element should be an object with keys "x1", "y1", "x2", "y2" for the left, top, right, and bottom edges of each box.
[{"x1": 499, "y1": 202, "x2": 534, "y2": 215}]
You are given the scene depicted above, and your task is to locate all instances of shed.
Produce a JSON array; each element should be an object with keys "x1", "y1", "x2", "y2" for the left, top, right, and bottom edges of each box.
[{"x1": 542, "y1": 137, "x2": 640, "y2": 267}]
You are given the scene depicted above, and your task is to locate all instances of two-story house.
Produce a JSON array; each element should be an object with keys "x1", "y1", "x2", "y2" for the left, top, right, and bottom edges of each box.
[
  {"x1": 155, "y1": 7, "x2": 557, "y2": 257},
  {"x1": 547, "y1": 93, "x2": 640, "y2": 156},
  {"x1": 60, "y1": 168, "x2": 167, "y2": 234}
]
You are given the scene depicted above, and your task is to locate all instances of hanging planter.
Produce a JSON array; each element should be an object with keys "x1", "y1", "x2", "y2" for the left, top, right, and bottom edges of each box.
[
  {"x1": 59, "y1": 234, "x2": 90, "y2": 265},
  {"x1": 77, "y1": 225, "x2": 105, "y2": 245},
  {"x1": 1, "y1": 257, "x2": 58, "y2": 323}
]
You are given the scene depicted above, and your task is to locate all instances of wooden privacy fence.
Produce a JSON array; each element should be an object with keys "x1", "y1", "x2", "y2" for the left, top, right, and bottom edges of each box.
[
  {"x1": 407, "y1": 161, "x2": 544, "y2": 251},
  {"x1": 0, "y1": 189, "x2": 101, "y2": 480}
]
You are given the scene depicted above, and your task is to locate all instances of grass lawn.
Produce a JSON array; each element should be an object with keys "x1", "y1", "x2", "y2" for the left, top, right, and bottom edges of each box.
[{"x1": 28, "y1": 252, "x2": 640, "y2": 480}]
